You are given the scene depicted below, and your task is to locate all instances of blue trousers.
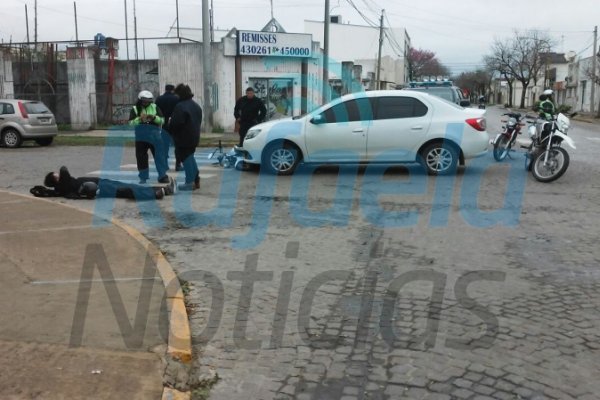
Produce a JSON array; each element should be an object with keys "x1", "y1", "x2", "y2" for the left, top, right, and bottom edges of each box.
[{"x1": 135, "y1": 127, "x2": 168, "y2": 181}]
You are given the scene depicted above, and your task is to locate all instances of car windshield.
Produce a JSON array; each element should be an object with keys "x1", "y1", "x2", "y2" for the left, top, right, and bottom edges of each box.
[{"x1": 23, "y1": 102, "x2": 50, "y2": 114}]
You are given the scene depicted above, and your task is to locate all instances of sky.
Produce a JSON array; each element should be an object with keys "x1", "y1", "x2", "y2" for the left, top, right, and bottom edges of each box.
[{"x1": 1, "y1": 0, "x2": 598, "y2": 75}]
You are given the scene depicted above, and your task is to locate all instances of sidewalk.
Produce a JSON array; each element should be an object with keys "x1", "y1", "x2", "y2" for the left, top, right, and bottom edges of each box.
[
  {"x1": 62, "y1": 129, "x2": 240, "y2": 147},
  {"x1": 0, "y1": 190, "x2": 190, "y2": 400}
]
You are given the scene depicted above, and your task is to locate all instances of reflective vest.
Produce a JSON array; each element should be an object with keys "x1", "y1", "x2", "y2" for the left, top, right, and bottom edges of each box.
[
  {"x1": 129, "y1": 103, "x2": 164, "y2": 126},
  {"x1": 539, "y1": 99, "x2": 556, "y2": 120}
]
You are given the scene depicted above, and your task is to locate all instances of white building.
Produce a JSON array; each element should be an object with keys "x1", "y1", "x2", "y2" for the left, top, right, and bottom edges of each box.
[
  {"x1": 159, "y1": 20, "x2": 323, "y2": 132},
  {"x1": 564, "y1": 55, "x2": 600, "y2": 114},
  {"x1": 304, "y1": 18, "x2": 410, "y2": 92}
]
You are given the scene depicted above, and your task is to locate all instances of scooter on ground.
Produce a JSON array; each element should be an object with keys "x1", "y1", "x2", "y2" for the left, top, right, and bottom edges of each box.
[{"x1": 208, "y1": 140, "x2": 246, "y2": 170}]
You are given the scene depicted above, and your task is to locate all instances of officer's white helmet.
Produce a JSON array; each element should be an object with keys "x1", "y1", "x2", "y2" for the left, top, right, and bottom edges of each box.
[
  {"x1": 543, "y1": 89, "x2": 553, "y2": 96},
  {"x1": 138, "y1": 90, "x2": 154, "y2": 101}
]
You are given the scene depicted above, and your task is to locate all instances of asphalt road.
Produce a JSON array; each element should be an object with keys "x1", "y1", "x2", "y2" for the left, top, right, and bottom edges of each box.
[{"x1": 2, "y1": 106, "x2": 600, "y2": 399}]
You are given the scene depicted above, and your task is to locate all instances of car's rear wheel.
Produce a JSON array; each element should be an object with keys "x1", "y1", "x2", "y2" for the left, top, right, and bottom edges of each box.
[
  {"x1": 261, "y1": 141, "x2": 300, "y2": 175},
  {"x1": 1, "y1": 128, "x2": 23, "y2": 148},
  {"x1": 420, "y1": 141, "x2": 459, "y2": 175},
  {"x1": 35, "y1": 137, "x2": 54, "y2": 146}
]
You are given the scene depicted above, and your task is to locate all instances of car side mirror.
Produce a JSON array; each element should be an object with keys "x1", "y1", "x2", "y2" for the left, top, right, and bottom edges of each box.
[
  {"x1": 310, "y1": 114, "x2": 325, "y2": 125},
  {"x1": 460, "y1": 100, "x2": 471, "y2": 107}
]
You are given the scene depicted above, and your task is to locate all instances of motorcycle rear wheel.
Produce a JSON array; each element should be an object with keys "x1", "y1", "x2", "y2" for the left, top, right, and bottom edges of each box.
[
  {"x1": 493, "y1": 134, "x2": 511, "y2": 161},
  {"x1": 531, "y1": 147, "x2": 570, "y2": 183}
]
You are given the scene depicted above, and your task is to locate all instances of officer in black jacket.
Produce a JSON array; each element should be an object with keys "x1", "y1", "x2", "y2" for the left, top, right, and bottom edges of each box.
[
  {"x1": 168, "y1": 84, "x2": 203, "y2": 191},
  {"x1": 234, "y1": 87, "x2": 267, "y2": 147}
]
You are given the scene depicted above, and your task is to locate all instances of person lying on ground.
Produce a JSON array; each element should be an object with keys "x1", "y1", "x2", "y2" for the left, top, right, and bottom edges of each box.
[{"x1": 30, "y1": 166, "x2": 175, "y2": 200}]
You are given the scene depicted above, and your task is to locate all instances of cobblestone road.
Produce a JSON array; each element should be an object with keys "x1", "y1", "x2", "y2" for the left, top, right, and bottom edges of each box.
[{"x1": 1, "y1": 108, "x2": 599, "y2": 399}]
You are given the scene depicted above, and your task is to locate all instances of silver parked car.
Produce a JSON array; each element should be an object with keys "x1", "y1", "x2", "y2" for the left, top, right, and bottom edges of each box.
[{"x1": 0, "y1": 99, "x2": 58, "y2": 148}]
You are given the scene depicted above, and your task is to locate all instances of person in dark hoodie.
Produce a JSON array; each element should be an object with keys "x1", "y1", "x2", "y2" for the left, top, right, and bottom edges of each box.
[
  {"x1": 155, "y1": 84, "x2": 183, "y2": 171},
  {"x1": 234, "y1": 87, "x2": 267, "y2": 147},
  {"x1": 168, "y1": 83, "x2": 203, "y2": 191},
  {"x1": 34, "y1": 166, "x2": 175, "y2": 200}
]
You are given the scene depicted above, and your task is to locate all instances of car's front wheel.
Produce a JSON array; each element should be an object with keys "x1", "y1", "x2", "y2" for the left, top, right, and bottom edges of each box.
[
  {"x1": 1, "y1": 128, "x2": 23, "y2": 148},
  {"x1": 420, "y1": 142, "x2": 459, "y2": 175},
  {"x1": 261, "y1": 141, "x2": 300, "y2": 175}
]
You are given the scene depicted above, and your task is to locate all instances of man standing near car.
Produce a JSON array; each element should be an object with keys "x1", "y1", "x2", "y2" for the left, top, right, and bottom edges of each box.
[
  {"x1": 156, "y1": 84, "x2": 182, "y2": 171},
  {"x1": 234, "y1": 87, "x2": 267, "y2": 147}
]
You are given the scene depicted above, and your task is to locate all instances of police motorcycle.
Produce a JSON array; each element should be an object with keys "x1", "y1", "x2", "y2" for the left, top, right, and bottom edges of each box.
[{"x1": 524, "y1": 96, "x2": 577, "y2": 182}]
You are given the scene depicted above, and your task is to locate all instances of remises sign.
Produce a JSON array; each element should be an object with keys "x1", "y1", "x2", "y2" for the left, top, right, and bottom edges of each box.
[{"x1": 237, "y1": 31, "x2": 313, "y2": 58}]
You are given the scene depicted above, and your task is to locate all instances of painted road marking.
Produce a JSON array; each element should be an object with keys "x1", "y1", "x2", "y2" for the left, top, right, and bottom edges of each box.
[{"x1": 0, "y1": 225, "x2": 96, "y2": 236}]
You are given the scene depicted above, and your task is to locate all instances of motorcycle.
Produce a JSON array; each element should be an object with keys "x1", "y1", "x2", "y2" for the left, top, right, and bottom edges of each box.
[
  {"x1": 492, "y1": 111, "x2": 527, "y2": 161},
  {"x1": 478, "y1": 97, "x2": 486, "y2": 109},
  {"x1": 524, "y1": 113, "x2": 577, "y2": 183},
  {"x1": 208, "y1": 140, "x2": 246, "y2": 170}
]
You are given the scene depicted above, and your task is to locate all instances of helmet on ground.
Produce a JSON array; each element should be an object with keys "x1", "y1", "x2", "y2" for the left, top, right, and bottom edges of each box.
[
  {"x1": 543, "y1": 89, "x2": 553, "y2": 96},
  {"x1": 138, "y1": 90, "x2": 154, "y2": 101}
]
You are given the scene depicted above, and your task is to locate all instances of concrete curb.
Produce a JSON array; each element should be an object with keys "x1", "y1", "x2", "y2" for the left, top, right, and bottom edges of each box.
[{"x1": 2, "y1": 190, "x2": 192, "y2": 400}]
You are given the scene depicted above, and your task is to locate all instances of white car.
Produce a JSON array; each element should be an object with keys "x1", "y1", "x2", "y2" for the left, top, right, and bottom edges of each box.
[{"x1": 241, "y1": 90, "x2": 488, "y2": 175}]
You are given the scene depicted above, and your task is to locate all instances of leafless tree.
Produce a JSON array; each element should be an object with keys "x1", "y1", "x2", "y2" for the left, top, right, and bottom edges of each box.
[
  {"x1": 486, "y1": 30, "x2": 554, "y2": 108},
  {"x1": 485, "y1": 52, "x2": 515, "y2": 107}
]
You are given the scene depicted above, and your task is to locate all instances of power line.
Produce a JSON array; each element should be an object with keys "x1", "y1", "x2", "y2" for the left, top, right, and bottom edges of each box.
[
  {"x1": 344, "y1": 0, "x2": 378, "y2": 27},
  {"x1": 12, "y1": 0, "x2": 167, "y2": 35}
]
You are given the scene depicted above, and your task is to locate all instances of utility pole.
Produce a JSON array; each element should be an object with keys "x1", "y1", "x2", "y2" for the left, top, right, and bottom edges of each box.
[
  {"x1": 323, "y1": 0, "x2": 330, "y2": 103},
  {"x1": 592, "y1": 25, "x2": 597, "y2": 115},
  {"x1": 124, "y1": 0, "x2": 130, "y2": 60},
  {"x1": 74, "y1": 2, "x2": 79, "y2": 44},
  {"x1": 376, "y1": 10, "x2": 384, "y2": 90},
  {"x1": 176, "y1": 0, "x2": 181, "y2": 43},
  {"x1": 25, "y1": 5, "x2": 30, "y2": 44},
  {"x1": 210, "y1": 0, "x2": 214, "y2": 42},
  {"x1": 133, "y1": 0, "x2": 139, "y2": 61},
  {"x1": 34, "y1": 0, "x2": 38, "y2": 46},
  {"x1": 202, "y1": 0, "x2": 213, "y2": 132}
]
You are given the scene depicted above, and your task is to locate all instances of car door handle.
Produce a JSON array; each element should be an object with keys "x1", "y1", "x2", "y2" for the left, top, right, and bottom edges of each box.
[
  {"x1": 352, "y1": 128, "x2": 364, "y2": 133},
  {"x1": 411, "y1": 126, "x2": 424, "y2": 130}
]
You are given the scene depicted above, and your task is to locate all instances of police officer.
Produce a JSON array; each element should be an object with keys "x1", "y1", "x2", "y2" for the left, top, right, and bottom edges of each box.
[
  {"x1": 129, "y1": 90, "x2": 169, "y2": 184},
  {"x1": 538, "y1": 89, "x2": 556, "y2": 121},
  {"x1": 234, "y1": 87, "x2": 267, "y2": 147}
]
